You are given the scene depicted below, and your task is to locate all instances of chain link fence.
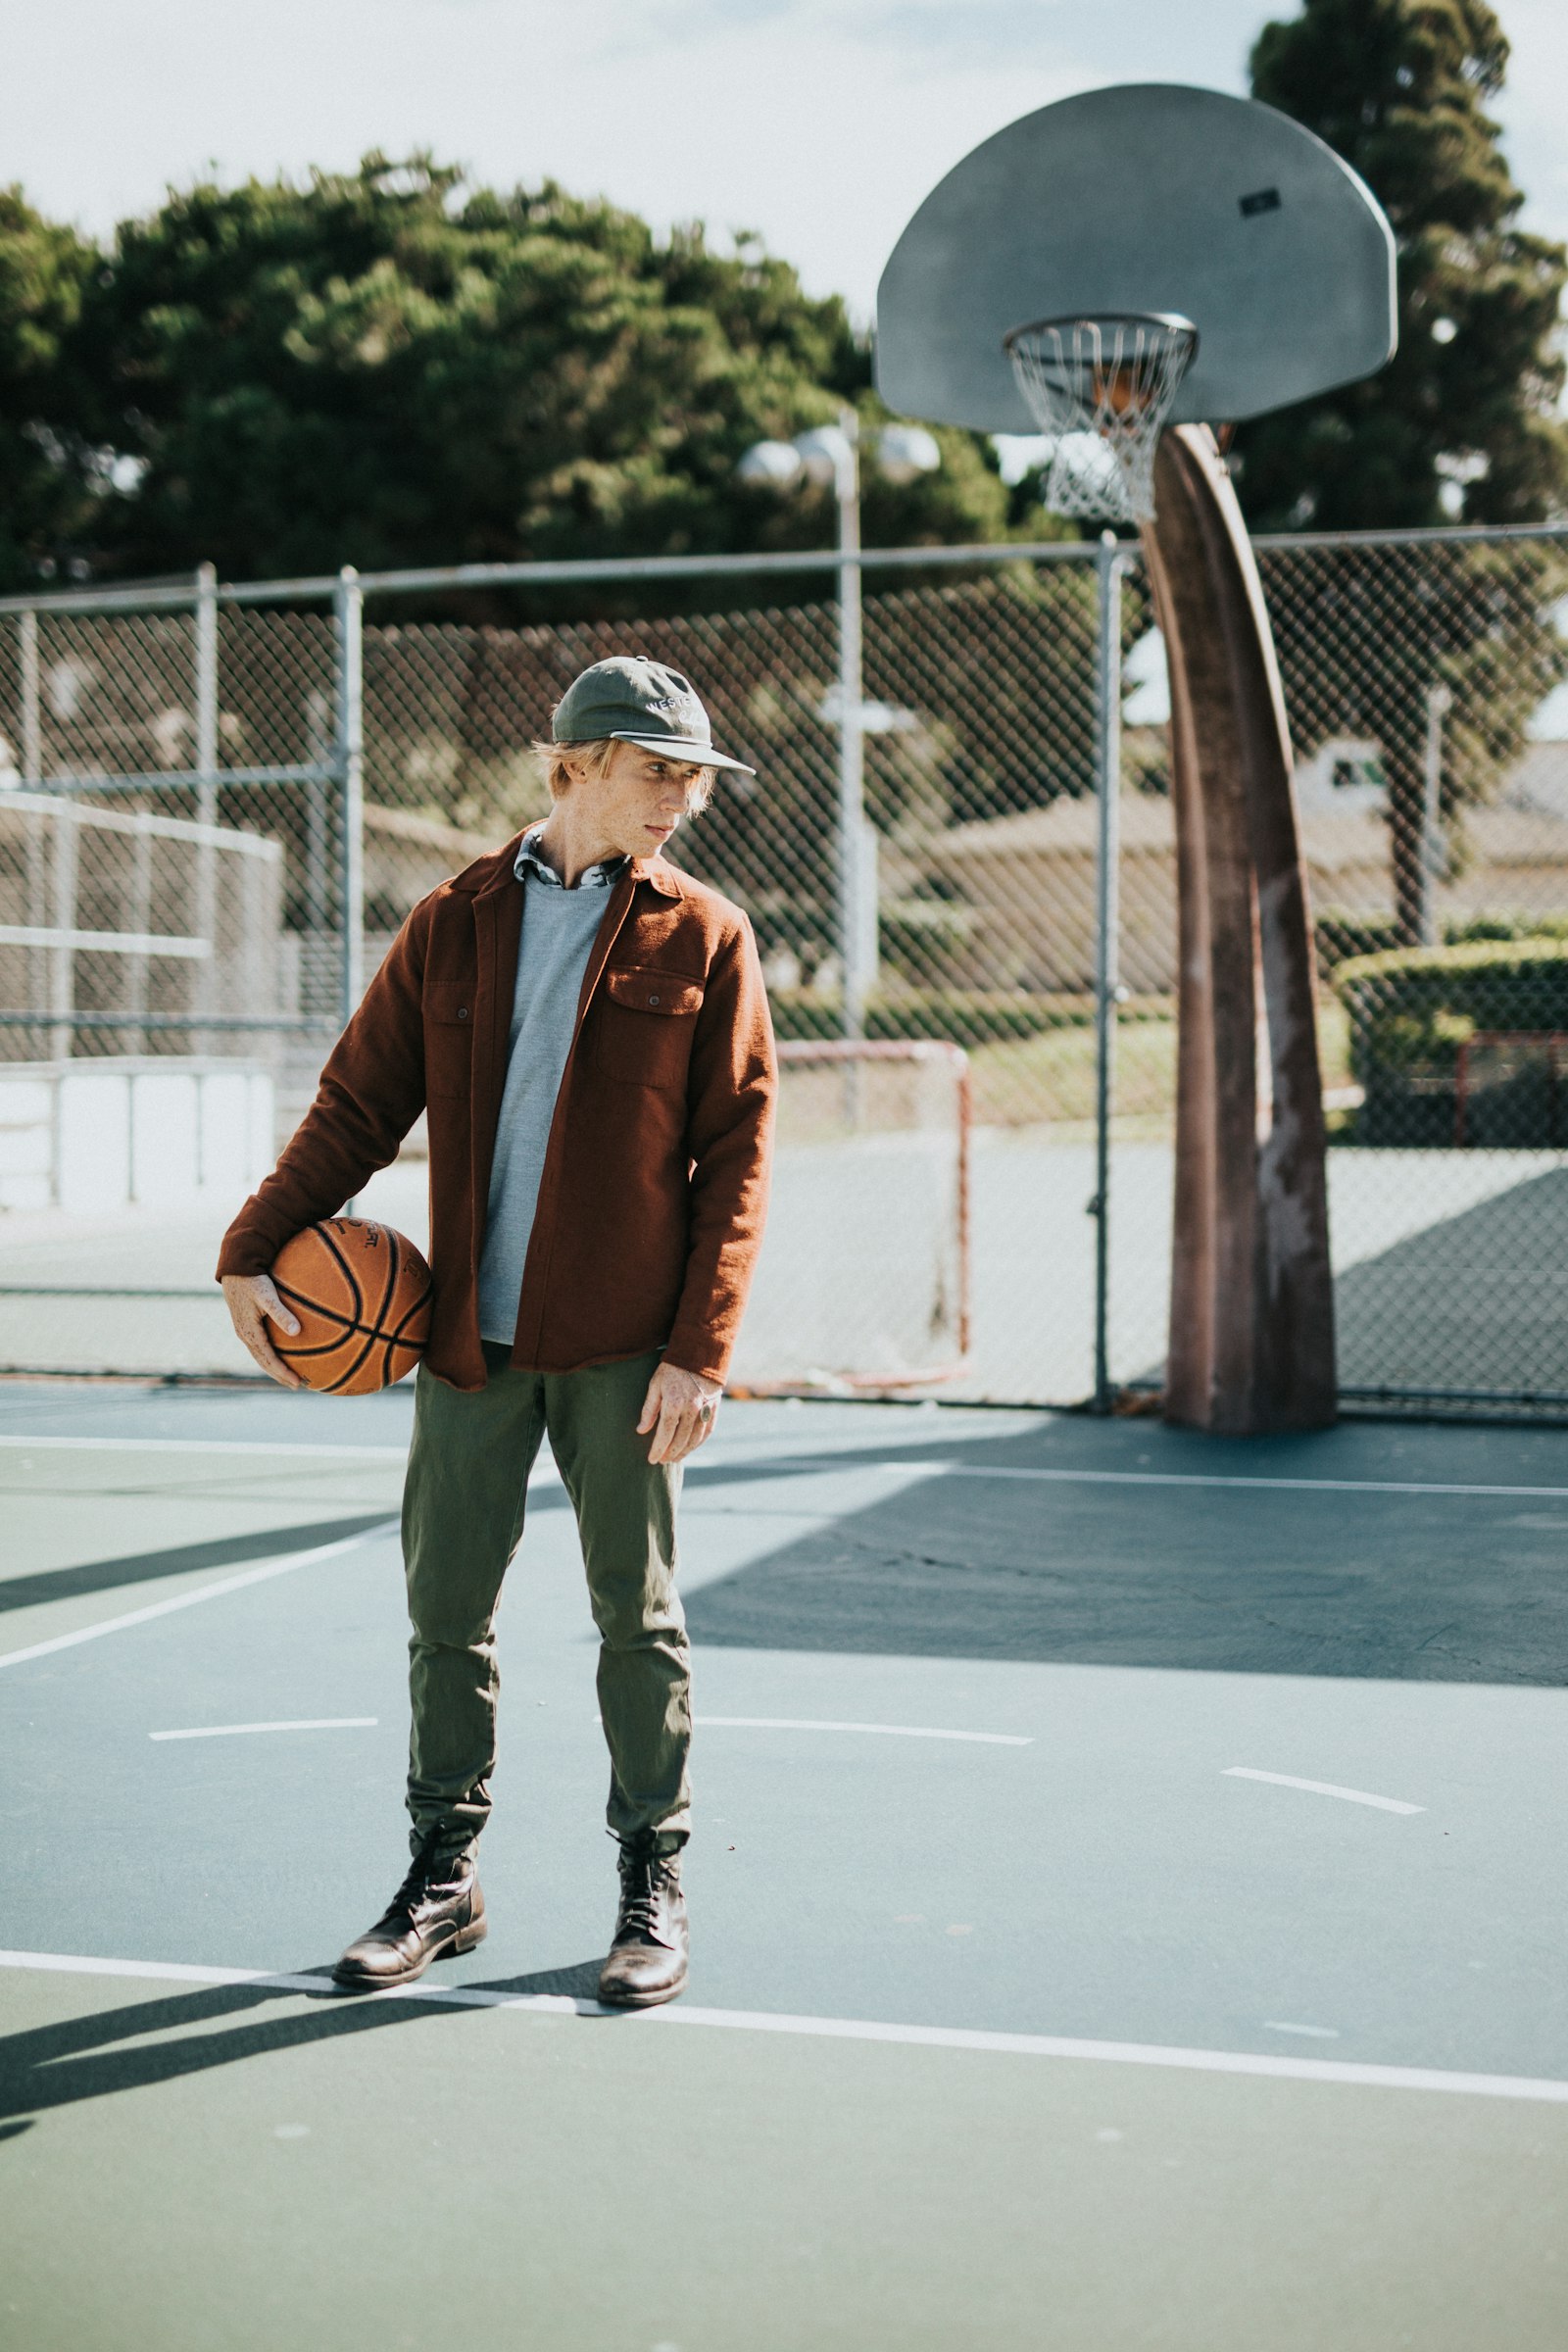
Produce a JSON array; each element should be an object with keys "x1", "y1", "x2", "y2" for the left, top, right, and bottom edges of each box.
[
  {"x1": 1251, "y1": 529, "x2": 1568, "y2": 1410},
  {"x1": 2, "y1": 525, "x2": 1567, "y2": 1408}
]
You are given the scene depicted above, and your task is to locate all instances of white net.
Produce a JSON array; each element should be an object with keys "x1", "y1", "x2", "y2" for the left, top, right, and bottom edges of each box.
[
  {"x1": 727, "y1": 1041, "x2": 970, "y2": 1393},
  {"x1": 1004, "y1": 312, "x2": 1199, "y2": 524}
]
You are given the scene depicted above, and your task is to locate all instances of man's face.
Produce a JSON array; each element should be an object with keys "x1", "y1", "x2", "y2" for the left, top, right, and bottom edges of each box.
[{"x1": 572, "y1": 741, "x2": 708, "y2": 859}]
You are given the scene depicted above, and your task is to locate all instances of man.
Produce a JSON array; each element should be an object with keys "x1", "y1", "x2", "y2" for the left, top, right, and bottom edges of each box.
[{"x1": 219, "y1": 656, "x2": 775, "y2": 2009}]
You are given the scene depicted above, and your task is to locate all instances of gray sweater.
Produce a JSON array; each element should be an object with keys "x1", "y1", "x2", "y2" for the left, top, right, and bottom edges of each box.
[{"x1": 475, "y1": 839, "x2": 623, "y2": 1346}]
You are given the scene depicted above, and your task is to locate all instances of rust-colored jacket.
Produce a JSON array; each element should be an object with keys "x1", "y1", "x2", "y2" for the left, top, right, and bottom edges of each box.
[{"x1": 217, "y1": 837, "x2": 776, "y2": 1390}]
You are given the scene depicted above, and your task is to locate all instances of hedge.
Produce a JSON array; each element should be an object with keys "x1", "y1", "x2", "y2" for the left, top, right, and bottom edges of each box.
[
  {"x1": 1333, "y1": 937, "x2": 1568, "y2": 1145},
  {"x1": 1315, "y1": 911, "x2": 1404, "y2": 971},
  {"x1": 765, "y1": 988, "x2": 1173, "y2": 1046},
  {"x1": 1334, "y1": 939, "x2": 1568, "y2": 1067},
  {"x1": 1314, "y1": 911, "x2": 1568, "y2": 974}
]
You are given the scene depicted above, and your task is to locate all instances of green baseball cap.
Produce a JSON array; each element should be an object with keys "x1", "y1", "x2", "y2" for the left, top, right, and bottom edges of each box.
[{"x1": 552, "y1": 656, "x2": 756, "y2": 775}]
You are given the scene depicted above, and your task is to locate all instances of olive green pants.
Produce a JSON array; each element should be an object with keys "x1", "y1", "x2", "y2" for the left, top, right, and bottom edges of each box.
[{"x1": 401, "y1": 1343, "x2": 691, "y2": 1860}]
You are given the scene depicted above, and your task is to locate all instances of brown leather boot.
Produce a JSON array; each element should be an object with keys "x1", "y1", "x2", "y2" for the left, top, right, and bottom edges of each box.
[
  {"x1": 597, "y1": 1836, "x2": 689, "y2": 2008},
  {"x1": 331, "y1": 1838, "x2": 486, "y2": 1990}
]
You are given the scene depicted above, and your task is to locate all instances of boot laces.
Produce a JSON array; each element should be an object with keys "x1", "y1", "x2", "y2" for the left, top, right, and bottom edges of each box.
[
  {"x1": 616, "y1": 1848, "x2": 676, "y2": 1942},
  {"x1": 387, "y1": 1838, "x2": 466, "y2": 1921}
]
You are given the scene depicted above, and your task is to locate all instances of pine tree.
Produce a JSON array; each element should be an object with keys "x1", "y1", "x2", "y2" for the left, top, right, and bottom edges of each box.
[
  {"x1": 1235, "y1": 0, "x2": 1568, "y2": 938},
  {"x1": 0, "y1": 192, "x2": 94, "y2": 593},
  {"x1": 1238, "y1": 0, "x2": 1568, "y2": 529},
  {"x1": 57, "y1": 156, "x2": 1014, "y2": 606}
]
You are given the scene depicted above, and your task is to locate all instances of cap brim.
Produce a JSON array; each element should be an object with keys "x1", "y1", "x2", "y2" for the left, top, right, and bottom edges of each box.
[{"x1": 610, "y1": 730, "x2": 756, "y2": 776}]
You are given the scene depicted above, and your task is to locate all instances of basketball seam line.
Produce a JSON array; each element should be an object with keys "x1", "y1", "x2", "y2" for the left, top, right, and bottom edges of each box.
[
  {"x1": 272, "y1": 1332, "x2": 425, "y2": 1359},
  {"x1": 332, "y1": 1225, "x2": 403, "y2": 1395},
  {"x1": 318, "y1": 1223, "x2": 367, "y2": 1327},
  {"x1": 272, "y1": 1283, "x2": 364, "y2": 1338},
  {"x1": 272, "y1": 1286, "x2": 430, "y2": 1346},
  {"x1": 273, "y1": 1305, "x2": 423, "y2": 1354},
  {"x1": 274, "y1": 1220, "x2": 430, "y2": 1391},
  {"x1": 330, "y1": 1233, "x2": 395, "y2": 1394},
  {"x1": 390, "y1": 1276, "x2": 434, "y2": 1344}
]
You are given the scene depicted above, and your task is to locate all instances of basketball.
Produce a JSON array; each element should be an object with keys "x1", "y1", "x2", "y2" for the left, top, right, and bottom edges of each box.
[
  {"x1": 1092, "y1": 363, "x2": 1146, "y2": 417},
  {"x1": 270, "y1": 1216, "x2": 433, "y2": 1395}
]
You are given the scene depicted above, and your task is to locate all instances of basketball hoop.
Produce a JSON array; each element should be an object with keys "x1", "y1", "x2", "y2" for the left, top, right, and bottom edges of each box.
[{"x1": 1003, "y1": 312, "x2": 1199, "y2": 524}]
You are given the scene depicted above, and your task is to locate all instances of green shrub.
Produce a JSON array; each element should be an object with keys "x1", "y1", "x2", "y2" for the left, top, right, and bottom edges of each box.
[
  {"x1": 767, "y1": 989, "x2": 1096, "y2": 1046},
  {"x1": 766, "y1": 988, "x2": 1172, "y2": 1047},
  {"x1": 1315, "y1": 911, "x2": 1403, "y2": 970},
  {"x1": 1314, "y1": 912, "x2": 1568, "y2": 976},
  {"x1": 1334, "y1": 938, "x2": 1568, "y2": 1144},
  {"x1": 876, "y1": 902, "x2": 978, "y2": 987},
  {"x1": 1444, "y1": 912, "x2": 1568, "y2": 946},
  {"x1": 1335, "y1": 939, "x2": 1568, "y2": 1072}
]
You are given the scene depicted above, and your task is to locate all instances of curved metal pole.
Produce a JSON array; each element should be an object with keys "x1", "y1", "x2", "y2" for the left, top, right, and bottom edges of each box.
[{"x1": 1140, "y1": 424, "x2": 1336, "y2": 1433}]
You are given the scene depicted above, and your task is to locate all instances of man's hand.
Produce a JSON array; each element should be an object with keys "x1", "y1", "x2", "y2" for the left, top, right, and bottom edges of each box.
[
  {"x1": 637, "y1": 1360, "x2": 722, "y2": 1466},
  {"x1": 221, "y1": 1273, "x2": 305, "y2": 1390}
]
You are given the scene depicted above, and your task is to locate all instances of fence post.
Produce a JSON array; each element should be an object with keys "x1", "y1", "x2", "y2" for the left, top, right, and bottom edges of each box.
[
  {"x1": 304, "y1": 688, "x2": 333, "y2": 935},
  {"x1": 19, "y1": 608, "x2": 41, "y2": 785},
  {"x1": 192, "y1": 563, "x2": 220, "y2": 1052},
  {"x1": 1091, "y1": 531, "x2": 1124, "y2": 1414},
  {"x1": 49, "y1": 801, "x2": 76, "y2": 1066},
  {"x1": 18, "y1": 609, "x2": 46, "y2": 1053},
  {"x1": 335, "y1": 566, "x2": 365, "y2": 1032},
  {"x1": 835, "y1": 417, "x2": 867, "y2": 1044},
  {"x1": 126, "y1": 812, "x2": 153, "y2": 1057},
  {"x1": 194, "y1": 563, "x2": 220, "y2": 825}
]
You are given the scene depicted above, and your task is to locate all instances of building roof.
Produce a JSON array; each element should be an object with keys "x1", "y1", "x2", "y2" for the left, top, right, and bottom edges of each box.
[
  {"x1": 934, "y1": 793, "x2": 1390, "y2": 869},
  {"x1": 364, "y1": 804, "x2": 498, "y2": 858}
]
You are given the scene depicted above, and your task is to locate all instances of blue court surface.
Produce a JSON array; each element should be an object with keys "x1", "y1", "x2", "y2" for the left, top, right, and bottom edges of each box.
[{"x1": 2, "y1": 1381, "x2": 1565, "y2": 2349}]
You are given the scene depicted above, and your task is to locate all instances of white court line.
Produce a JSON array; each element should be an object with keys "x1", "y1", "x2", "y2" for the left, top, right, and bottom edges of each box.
[
  {"x1": 1224, "y1": 1766, "x2": 1424, "y2": 1816},
  {"x1": 149, "y1": 1717, "x2": 377, "y2": 1741},
  {"x1": 10, "y1": 1428, "x2": 1568, "y2": 1503},
  {"x1": 0, "y1": 1434, "x2": 411, "y2": 1460},
  {"x1": 2, "y1": 1947, "x2": 1563, "y2": 2107},
  {"x1": 924, "y1": 1464, "x2": 1568, "y2": 1503},
  {"x1": 699, "y1": 1715, "x2": 1031, "y2": 1746},
  {"x1": 0, "y1": 1522, "x2": 399, "y2": 1670},
  {"x1": 3, "y1": 1431, "x2": 1565, "y2": 1502},
  {"x1": 0, "y1": 1431, "x2": 561, "y2": 1485},
  {"x1": 1265, "y1": 2022, "x2": 1342, "y2": 2039}
]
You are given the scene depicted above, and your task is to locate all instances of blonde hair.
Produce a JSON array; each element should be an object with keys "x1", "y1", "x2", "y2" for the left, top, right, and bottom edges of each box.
[{"x1": 534, "y1": 734, "x2": 715, "y2": 813}]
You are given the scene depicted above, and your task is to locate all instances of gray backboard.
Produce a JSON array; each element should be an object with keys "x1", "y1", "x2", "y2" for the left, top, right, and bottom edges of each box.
[{"x1": 876, "y1": 84, "x2": 1396, "y2": 430}]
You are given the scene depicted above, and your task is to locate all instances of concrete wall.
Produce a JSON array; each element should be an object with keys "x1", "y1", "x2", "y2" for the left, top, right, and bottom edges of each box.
[{"x1": 0, "y1": 1057, "x2": 273, "y2": 1214}]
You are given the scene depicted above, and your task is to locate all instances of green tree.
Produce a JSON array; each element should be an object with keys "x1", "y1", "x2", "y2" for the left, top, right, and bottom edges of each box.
[
  {"x1": 0, "y1": 191, "x2": 95, "y2": 594},
  {"x1": 1239, "y1": 0, "x2": 1568, "y2": 529},
  {"x1": 1237, "y1": 0, "x2": 1568, "y2": 935},
  {"x1": 61, "y1": 155, "x2": 1013, "y2": 611}
]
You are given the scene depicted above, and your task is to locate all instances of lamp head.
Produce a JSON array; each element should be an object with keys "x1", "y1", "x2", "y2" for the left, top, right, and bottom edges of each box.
[
  {"x1": 875, "y1": 422, "x2": 942, "y2": 485},
  {"x1": 736, "y1": 439, "x2": 805, "y2": 488}
]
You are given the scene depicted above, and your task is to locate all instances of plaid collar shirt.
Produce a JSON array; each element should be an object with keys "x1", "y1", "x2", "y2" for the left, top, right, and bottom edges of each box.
[{"x1": 514, "y1": 828, "x2": 628, "y2": 891}]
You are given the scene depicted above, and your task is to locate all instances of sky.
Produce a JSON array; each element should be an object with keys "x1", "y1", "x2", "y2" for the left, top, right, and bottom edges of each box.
[{"x1": 9, "y1": 0, "x2": 1568, "y2": 323}]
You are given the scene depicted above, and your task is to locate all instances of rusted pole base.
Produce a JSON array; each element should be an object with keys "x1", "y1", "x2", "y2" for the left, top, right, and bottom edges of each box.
[{"x1": 1141, "y1": 425, "x2": 1336, "y2": 1433}]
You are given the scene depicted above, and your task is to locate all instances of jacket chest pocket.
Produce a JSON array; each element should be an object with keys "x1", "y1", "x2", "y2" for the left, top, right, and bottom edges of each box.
[
  {"x1": 423, "y1": 979, "x2": 474, "y2": 1099},
  {"x1": 595, "y1": 966, "x2": 705, "y2": 1090}
]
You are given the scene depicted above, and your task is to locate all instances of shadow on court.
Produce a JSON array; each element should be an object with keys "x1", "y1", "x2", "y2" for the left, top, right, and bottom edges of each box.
[
  {"x1": 1334, "y1": 1163, "x2": 1568, "y2": 1398},
  {"x1": 0, "y1": 1515, "x2": 397, "y2": 1615},
  {"x1": 681, "y1": 1423, "x2": 1568, "y2": 1686},
  {"x1": 0, "y1": 1960, "x2": 614, "y2": 2128}
]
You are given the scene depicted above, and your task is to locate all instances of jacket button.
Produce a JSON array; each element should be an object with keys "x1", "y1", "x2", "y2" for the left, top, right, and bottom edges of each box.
[
  {"x1": 457, "y1": 1005, "x2": 469, "y2": 1021},
  {"x1": 649, "y1": 994, "x2": 661, "y2": 1006}
]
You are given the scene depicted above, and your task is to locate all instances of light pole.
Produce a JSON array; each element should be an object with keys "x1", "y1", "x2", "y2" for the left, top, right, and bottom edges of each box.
[{"x1": 738, "y1": 415, "x2": 940, "y2": 1040}]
